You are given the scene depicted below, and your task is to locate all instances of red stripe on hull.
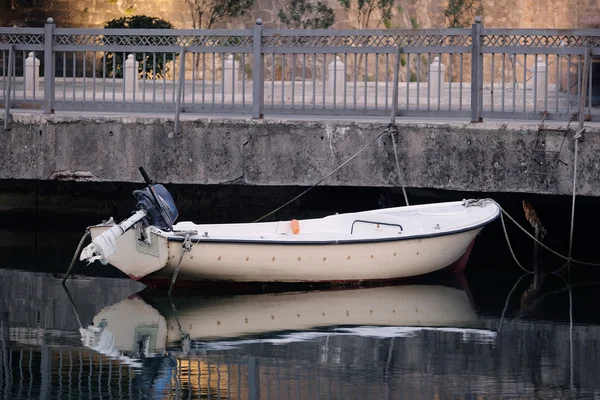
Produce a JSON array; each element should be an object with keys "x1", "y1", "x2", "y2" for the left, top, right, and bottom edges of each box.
[{"x1": 445, "y1": 238, "x2": 476, "y2": 273}]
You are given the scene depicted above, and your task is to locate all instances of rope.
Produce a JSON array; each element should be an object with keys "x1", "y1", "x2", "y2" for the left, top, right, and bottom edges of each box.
[
  {"x1": 569, "y1": 48, "x2": 591, "y2": 260},
  {"x1": 499, "y1": 211, "x2": 533, "y2": 274},
  {"x1": 389, "y1": 126, "x2": 409, "y2": 206},
  {"x1": 62, "y1": 229, "x2": 91, "y2": 284},
  {"x1": 568, "y1": 132, "x2": 580, "y2": 260},
  {"x1": 463, "y1": 198, "x2": 533, "y2": 273},
  {"x1": 168, "y1": 295, "x2": 191, "y2": 355},
  {"x1": 498, "y1": 273, "x2": 529, "y2": 332},
  {"x1": 168, "y1": 233, "x2": 193, "y2": 295},
  {"x1": 62, "y1": 283, "x2": 84, "y2": 329},
  {"x1": 256, "y1": 47, "x2": 407, "y2": 223},
  {"x1": 464, "y1": 198, "x2": 600, "y2": 268},
  {"x1": 568, "y1": 274, "x2": 574, "y2": 391},
  {"x1": 253, "y1": 124, "x2": 406, "y2": 223}
]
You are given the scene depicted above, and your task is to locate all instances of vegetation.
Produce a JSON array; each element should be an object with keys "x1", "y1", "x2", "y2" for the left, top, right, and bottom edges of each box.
[
  {"x1": 410, "y1": 17, "x2": 419, "y2": 29},
  {"x1": 103, "y1": 15, "x2": 175, "y2": 79},
  {"x1": 338, "y1": 0, "x2": 395, "y2": 80},
  {"x1": 104, "y1": 15, "x2": 174, "y2": 30},
  {"x1": 185, "y1": 0, "x2": 255, "y2": 29},
  {"x1": 338, "y1": 0, "x2": 395, "y2": 29},
  {"x1": 444, "y1": 0, "x2": 483, "y2": 28},
  {"x1": 278, "y1": 0, "x2": 335, "y2": 29}
]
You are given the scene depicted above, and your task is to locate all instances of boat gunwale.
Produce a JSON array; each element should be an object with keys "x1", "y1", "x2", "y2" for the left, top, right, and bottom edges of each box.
[{"x1": 165, "y1": 214, "x2": 499, "y2": 246}]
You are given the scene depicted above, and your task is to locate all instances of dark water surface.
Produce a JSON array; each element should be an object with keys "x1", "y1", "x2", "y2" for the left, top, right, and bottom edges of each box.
[
  {"x1": 4, "y1": 268, "x2": 600, "y2": 400},
  {"x1": 2, "y1": 190, "x2": 600, "y2": 399}
]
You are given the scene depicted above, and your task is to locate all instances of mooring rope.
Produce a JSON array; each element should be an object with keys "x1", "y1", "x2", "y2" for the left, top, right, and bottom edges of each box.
[
  {"x1": 569, "y1": 49, "x2": 591, "y2": 261},
  {"x1": 566, "y1": 274, "x2": 574, "y2": 390},
  {"x1": 497, "y1": 273, "x2": 529, "y2": 332},
  {"x1": 169, "y1": 233, "x2": 193, "y2": 294},
  {"x1": 168, "y1": 295, "x2": 191, "y2": 355},
  {"x1": 253, "y1": 123, "x2": 408, "y2": 223},
  {"x1": 389, "y1": 126, "x2": 409, "y2": 206},
  {"x1": 569, "y1": 130, "x2": 581, "y2": 260},
  {"x1": 499, "y1": 212, "x2": 533, "y2": 274},
  {"x1": 465, "y1": 199, "x2": 600, "y2": 270},
  {"x1": 62, "y1": 229, "x2": 90, "y2": 283}
]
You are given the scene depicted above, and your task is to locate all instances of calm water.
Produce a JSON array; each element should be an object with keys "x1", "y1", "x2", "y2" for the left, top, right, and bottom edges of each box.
[
  {"x1": 2, "y1": 196, "x2": 600, "y2": 399},
  {"x1": 2, "y1": 268, "x2": 600, "y2": 400}
]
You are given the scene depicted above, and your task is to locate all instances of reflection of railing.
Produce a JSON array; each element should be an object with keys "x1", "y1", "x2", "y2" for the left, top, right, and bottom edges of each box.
[
  {"x1": 3, "y1": 317, "x2": 600, "y2": 400},
  {"x1": 0, "y1": 345, "x2": 261, "y2": 400},
  {"x1": 1, "y1": 20, "x2": 600, "y2": 122},
  {"x1": 0, "y1": 346, "x2": 145, "y2": 399}
]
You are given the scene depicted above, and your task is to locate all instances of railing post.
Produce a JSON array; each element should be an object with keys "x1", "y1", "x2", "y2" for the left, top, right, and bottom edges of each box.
[
  {"x1": 391, "y1": 46, "x2": 402, "y2": 123},
  {"x1": 174, "y1": 48, "x2": 186, "y2": 134},
  {"x1": 25, "y1": 52, "x2": 40, "y2": 97},
  {"x1": 4, "y1": 45, "x2": 14, "y2": 130},
  {"x1": 124, "y1": 54, "x2": 139, "y2": 96},
  {"x1": 43, "y1": 17, "x2": 55, "y2": 114},
  {"x1": 470, "y1": 16, "x2": 483, "y2": 123},
  {"x1": 224, "y1": 55, "x2": 239, "y2": 95},
  {"x1": 252, "y1": 19, "x2": 264, "y2": 119},
  {"x1": 429, "y1": 56, "x2": 445, "y2": 98}
]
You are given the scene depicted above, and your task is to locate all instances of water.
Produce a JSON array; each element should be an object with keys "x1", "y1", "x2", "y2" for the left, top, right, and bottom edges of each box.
[
  {"x1": 2, "y1": 189, "x2": 600, "y2": 399},
  {"x1": 2, "y1": 266, "x2": 600, "y2": 399}
]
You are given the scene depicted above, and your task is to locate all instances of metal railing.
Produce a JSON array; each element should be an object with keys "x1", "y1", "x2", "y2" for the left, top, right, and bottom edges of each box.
[{"x1": 1, "y1": 17, "x2": 600, "y2": 123}]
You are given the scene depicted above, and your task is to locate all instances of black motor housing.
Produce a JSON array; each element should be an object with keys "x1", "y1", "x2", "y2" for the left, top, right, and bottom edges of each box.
[{"x1": 133, "y1": 184, "x2": 179, "y2": 230}]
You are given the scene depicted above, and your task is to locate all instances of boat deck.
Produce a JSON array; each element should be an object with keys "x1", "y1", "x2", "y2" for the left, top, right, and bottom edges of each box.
[{"x1": 168, "y1": 201, "x2": 500, "y2": 244}]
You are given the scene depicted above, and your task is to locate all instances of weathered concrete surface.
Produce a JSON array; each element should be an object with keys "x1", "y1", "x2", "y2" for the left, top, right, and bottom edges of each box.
[{"x1": 1, "y1": 112, "x2": 599, "y2": 197}]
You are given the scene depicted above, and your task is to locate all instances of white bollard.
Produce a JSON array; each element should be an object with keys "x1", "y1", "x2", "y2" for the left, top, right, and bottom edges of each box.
[
  {"x1": 124, "y1": 54, "x2": 139, "y2": 96},
  {"x1": 223, "y1": 55, "x2": 239, "y2": 94},
  {"x1": 25, "y1": 52, "x2": 40, "y2": 96},
  {"x1": 429, "y1": 56, "x2": 446, "y2": 98},
  {"x1": 534, "y1": 56, "x2": 547, "y2": 106},
  {"x1": 328, "y1": 56, "x2": 345, "y2": 97}
]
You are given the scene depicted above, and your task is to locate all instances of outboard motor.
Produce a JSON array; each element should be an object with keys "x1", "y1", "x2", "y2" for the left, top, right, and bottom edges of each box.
[
  {"x1": 78, "y1": 167, "x2": 179, "y2": 265},
  {"x1": 132, "y1": 167, "x2": 178, "y2": 231},
  {"x1": 133, "y1": 184, "x2": 178, "y2": 231}
]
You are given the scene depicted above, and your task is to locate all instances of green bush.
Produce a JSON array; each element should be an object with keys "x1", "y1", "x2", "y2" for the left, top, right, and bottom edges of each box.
[
  {"x1": 103, "y1": 15, "x2": 176, "y2": 79},
  {"x1": 278, "y1": 0, "x2": 335, "y2": 29}
]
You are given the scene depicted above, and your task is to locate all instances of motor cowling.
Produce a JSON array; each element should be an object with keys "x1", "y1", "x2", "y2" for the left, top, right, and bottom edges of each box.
[{"x1": 133, "y1": 184, "x2": 178, "y2": 230}]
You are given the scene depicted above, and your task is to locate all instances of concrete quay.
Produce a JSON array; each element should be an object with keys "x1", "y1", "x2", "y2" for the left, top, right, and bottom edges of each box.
[{"x1": 1, "y1": 111, "x2": 599, "y2": 198}]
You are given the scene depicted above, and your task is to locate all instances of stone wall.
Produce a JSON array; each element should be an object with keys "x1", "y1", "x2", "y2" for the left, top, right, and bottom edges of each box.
[{"x1": 2, "y1": 0, "x2": 599, "y2": 30}]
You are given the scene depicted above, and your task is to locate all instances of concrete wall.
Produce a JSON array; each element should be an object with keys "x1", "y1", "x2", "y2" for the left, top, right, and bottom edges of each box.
[{"x1": 1, "y1": 113, "x2": 598, "y2": 197}]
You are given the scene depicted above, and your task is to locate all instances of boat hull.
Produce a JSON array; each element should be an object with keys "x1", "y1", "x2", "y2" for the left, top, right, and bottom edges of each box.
[
  {"x1": 160, "y1": 228, "x2": 480, "y2": 282},
  {"x1": 89, "y1": 226, "x2": 480, "y2": 283}
]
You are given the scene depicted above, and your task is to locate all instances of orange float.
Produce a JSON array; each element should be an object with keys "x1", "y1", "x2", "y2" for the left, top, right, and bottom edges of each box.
[{"x1": 291, "y1": 219, "x2": 300, "y2": 234}]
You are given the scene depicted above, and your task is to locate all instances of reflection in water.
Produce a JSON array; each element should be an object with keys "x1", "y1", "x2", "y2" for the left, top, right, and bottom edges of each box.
[
  {"x1": 0, "y1": 268, "x2": 143, "y2": 346},
  {"x1": 0, "y1": 268, "x2": 144, "y2": 399},
  {"x1": 1, "y1": 268, "x2": 600, "y2": 399},
  {"x1": 113, "y1": 284, "x2": 484, "y2": 345}
]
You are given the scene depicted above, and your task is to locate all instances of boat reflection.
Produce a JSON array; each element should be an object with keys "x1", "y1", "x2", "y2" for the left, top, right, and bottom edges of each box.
[
  {"x1": 82, "y1": 280, "x2": 490, "y2": 354},
  {"x1": 75, "y1": 280, "x2": 492, "y2": 399}
]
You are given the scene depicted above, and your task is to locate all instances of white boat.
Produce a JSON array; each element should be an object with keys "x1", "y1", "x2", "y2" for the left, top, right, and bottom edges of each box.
[{"x1": 79, "y1": 172, "x2": 499, "y2": 284}]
